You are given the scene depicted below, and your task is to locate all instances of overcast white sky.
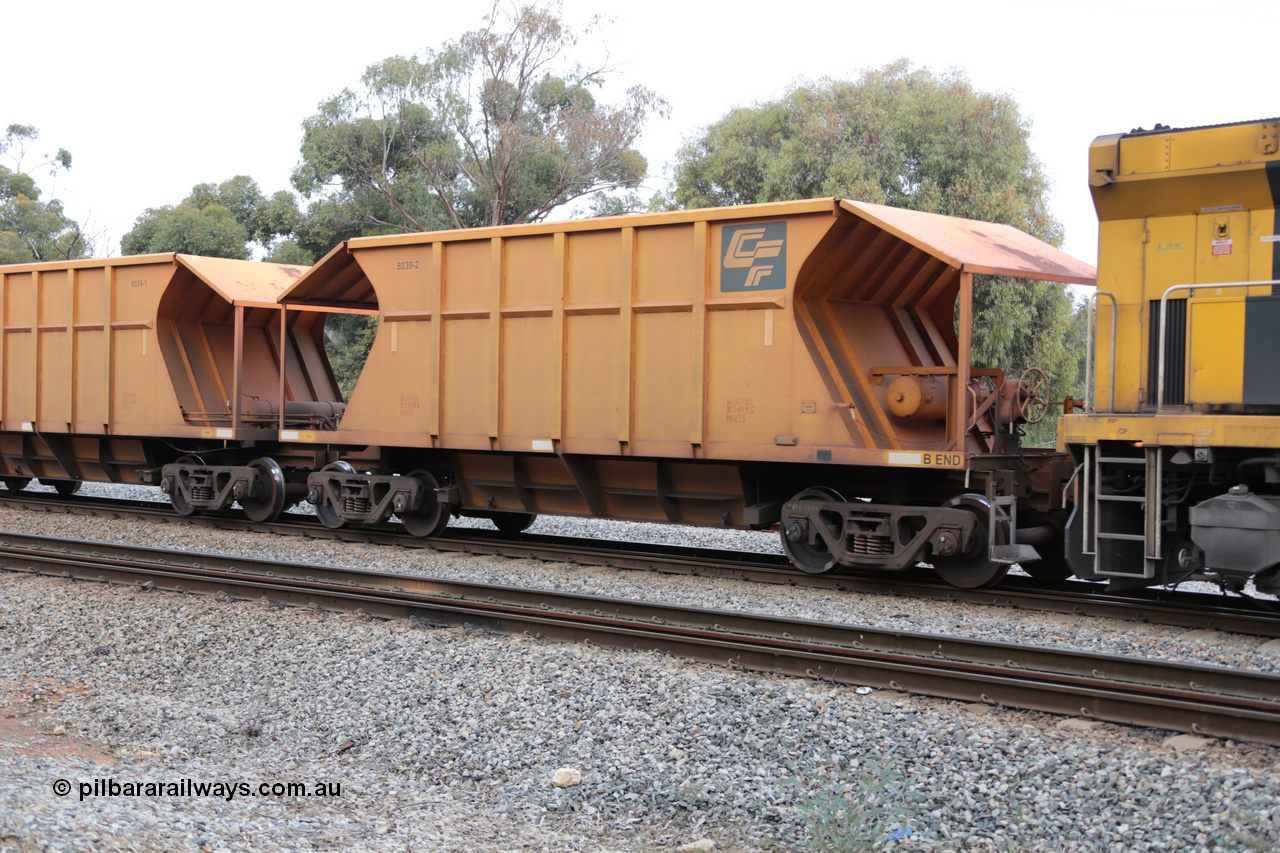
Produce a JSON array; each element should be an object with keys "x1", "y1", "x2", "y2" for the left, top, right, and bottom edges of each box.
[{"x1": 6, "y1": 0, "x2": 1277, "y2": 266}]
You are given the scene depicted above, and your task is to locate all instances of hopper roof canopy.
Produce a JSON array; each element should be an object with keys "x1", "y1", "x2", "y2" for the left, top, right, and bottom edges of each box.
[
  {"x1": 175, "y1": 254, "x2": 309, "y2": 304},
  {"x1": 277, "y1": 241, "x2": 379, "y2": 309},
  {"x1": 839, "y1": 201, "x2": 1097, "y2": 285},
  {"x1": 0, "y1": 252, "x2": 310, "y2": 306}
]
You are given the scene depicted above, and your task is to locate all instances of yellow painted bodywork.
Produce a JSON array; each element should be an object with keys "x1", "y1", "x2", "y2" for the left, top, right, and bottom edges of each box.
[
  {"x1": 1186, "y1": 298, "x2": 1244, "y2": 404},
  {"x1": 1088, "y1": 118, "x2": 1280, "y2": 413},
  {"x1": 0, "y1": 254, "x2": 318, "y2": 440},
  {"x1": 281, "y1": 199, "x2": 1093, "y2": 468},
  {"x1": 326, "y1": 207, "x2": 839, "y2": 461},
  {"x1": 1089, "y1": 120, "x2": 1280, "y2": 221},
  {"x1": 1060, "y1": 411, "x2": 1280, "y2": 450}
]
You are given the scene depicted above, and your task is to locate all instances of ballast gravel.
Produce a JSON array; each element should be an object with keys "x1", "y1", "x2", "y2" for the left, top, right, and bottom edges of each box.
[
  {"x1": 0, "y1": 483, "x2": 1277, "y2": 852},
  {"x1": 12, "y1": 481, "x2": 1280, "y2": 676}
]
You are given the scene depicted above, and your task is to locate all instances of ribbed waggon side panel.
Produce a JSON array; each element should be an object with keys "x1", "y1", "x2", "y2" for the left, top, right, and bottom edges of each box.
[
  {"x1": 316, "y1": 203, "x2": 851, "y2": 463},
  {"x1": 0, "y1": 254, "x2": 319, "y2": 484},
  {"x1": 0, "y1": 257, "x2": 181, "y2": 437}
]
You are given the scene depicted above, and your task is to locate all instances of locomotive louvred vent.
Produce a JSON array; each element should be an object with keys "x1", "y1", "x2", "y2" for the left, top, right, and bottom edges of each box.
[{"x1": 1147, "y1": 298, "x2": 1187, "y2": 406}]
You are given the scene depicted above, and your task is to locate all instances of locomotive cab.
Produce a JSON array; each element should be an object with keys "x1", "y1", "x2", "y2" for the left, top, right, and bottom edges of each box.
[{"x1": 1062, "y1": 117, "x2": 1280, "y2": 593}]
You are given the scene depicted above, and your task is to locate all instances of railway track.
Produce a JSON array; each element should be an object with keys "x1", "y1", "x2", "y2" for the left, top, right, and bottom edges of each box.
[
  {"x1": 3, "y1": 489, "x2": 1279, "y2": 638},
  {"x1": 2, "y1": 530, "x2": 1279, "y2": 745}
]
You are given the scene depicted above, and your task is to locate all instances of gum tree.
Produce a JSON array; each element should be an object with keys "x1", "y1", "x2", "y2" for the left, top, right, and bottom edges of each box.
[
  {"x1": 122, "y1": 176, "x2": 302, "y2": 260},
  {"x1": 0, "y1": 124, "x2": 90, "y2": 263},
  {"x1": 292, "y1": 1, "x2": 667, "y2": 232}
]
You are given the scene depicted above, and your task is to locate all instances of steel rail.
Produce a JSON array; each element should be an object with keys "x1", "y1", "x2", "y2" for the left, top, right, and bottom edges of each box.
[
  {"x1": 3, "y1": 490, "x2": 1280, "y2": 637},
  {"x1": 3, "y1": 531, "x2": 1279, "y2": 745}
]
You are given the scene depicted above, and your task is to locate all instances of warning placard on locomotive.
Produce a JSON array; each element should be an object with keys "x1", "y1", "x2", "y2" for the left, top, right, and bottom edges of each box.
[{"x1": 721, "y1": 222, "x2": 787, "y2": 291}]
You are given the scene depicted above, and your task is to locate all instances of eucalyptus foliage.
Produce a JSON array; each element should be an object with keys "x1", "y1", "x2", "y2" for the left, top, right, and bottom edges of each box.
[
  {"x1": 293, "y1": 1, "x2": 667, "y2": 232},
  {"x1": 122, "y1": 175, "x2": 305, "y2": 261},
  {"x1": 122, "y1": 202, "x2": 250, "y2": 260},
  {"x1": 0, "y1": 124, "x2": 89, "y2": 264}
]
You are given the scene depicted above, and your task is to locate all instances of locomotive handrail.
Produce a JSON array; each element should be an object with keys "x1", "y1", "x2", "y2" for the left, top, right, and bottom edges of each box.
[
  {"x1": 1086, "y1": 290, "x2": 1117, "y2": 412},
  {"x1": 1156, "y1": 280, "x2": 1280, "y2": 411},
  {"x1": 1061, "y1": 461, "x2": 1082, "y2": 510}
]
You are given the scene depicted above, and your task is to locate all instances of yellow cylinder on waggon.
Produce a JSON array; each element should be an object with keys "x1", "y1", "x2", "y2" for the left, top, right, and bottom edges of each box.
[{"x1": 280, "y1": 198, "x2": 1095, "y2": 586}]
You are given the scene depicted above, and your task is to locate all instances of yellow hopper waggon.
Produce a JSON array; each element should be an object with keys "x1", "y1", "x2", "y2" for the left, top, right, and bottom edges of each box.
[
  {"x1": 0, "y1": 254, "x2": 339, "y2": 521},
  {"x1": 276, "y1": 198, "x2": 1094, "y2": 587}
]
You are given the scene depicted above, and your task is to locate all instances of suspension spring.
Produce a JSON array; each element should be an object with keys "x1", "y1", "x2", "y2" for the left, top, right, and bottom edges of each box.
[{"x1": 850, "y1": 533, "x2": 893, "y2": 556}]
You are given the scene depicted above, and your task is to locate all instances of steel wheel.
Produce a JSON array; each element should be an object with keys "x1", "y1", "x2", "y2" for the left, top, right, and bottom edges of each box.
[
  {"x1": 169, "y1": 482, "x2": 197, "y2": 516},
  {"x1": 399, "y1": 469, "x2": 452, "y2": 538},
  {"x1": 241, "y1": 458, "x2": 287, "y2": 523},
  {"x1": 315, "y1": 461, "x2": 355, "y2": 529},
  {"x1": 491, "y1": 511, "x2": 536, "y2": 535},
  {"x1": 2, "y1": 477, "x2": 31, "y2": 491},
  {"x1": 781, "y1": 487, "x2": 846, "y2": 574},
  {"x1": 932, "y1": 495, "x2": 1009, "y2": 589},
  {"x1": 41, "y1": 479, "x2": 81, "y2": 496}
]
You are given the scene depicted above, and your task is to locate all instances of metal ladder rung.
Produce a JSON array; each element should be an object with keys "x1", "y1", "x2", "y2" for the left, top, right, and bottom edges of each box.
[{"x1": 1088, "y1": 444, "x2": 1161, "y2": 580}]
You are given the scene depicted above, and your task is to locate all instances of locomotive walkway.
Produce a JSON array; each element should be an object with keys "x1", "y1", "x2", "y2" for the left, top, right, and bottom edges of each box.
[
  {"x1": 3, "y1": 489, "x2": 1279, "y2": 638},
  {"x1": 2, "y1": 528, "x2": 1278, "y2": 746}
]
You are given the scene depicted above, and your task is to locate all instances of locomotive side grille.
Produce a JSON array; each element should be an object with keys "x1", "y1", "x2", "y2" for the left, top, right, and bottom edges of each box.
[{"x1": 1147, "y1": 298, "x2": 1187, "y2": 406}]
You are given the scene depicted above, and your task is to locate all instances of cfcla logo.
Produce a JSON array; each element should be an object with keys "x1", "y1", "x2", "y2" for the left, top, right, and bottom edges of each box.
[{"x1": 721, "y1": 222, "x2": 787, "y2": 292}]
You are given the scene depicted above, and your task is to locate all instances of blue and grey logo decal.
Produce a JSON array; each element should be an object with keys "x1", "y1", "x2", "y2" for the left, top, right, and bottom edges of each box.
[{"x1": 721, "y1": 222, "x2": 786, "y2": 292}]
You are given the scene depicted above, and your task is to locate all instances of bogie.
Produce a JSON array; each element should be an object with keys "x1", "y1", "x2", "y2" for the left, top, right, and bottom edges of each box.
[{"x1": 306, "y1": 463, "x2": 458, "y2": 537}]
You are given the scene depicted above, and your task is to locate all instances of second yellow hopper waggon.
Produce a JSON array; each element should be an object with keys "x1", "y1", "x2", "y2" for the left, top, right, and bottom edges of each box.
[
  {"x1": 280, "y1": 198, "x2": 1095, "y2": 588},
  {"x1": 0, "y1": 253, "x2": 341, "y2": 521}
]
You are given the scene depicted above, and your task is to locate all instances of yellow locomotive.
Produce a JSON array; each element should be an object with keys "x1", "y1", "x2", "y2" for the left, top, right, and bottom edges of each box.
[{"x1": 1061, "y1": 117, "x2": 1280, "y2": 593}]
